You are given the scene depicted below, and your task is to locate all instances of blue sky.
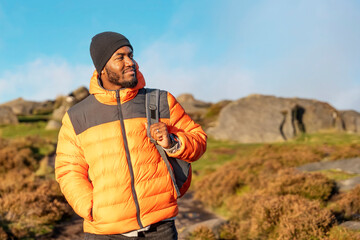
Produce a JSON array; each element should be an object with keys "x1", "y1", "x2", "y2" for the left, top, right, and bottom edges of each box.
[{"x1": 0, "y1": 0, "x2": 359, "y2": 111}]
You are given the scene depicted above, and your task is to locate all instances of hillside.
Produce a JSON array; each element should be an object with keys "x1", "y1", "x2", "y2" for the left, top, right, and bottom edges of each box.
[{"x1": 1, "y1": 91, "x2": 360, "y2": 239}]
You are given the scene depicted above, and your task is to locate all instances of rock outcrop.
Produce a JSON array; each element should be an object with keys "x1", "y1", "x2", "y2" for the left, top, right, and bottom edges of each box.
[
  {"x1": 208, "y1": 94, "x2": 344, "y2": 143},
  {"x1": 340, "y1": 110, "x2": 360, "y2": 133},
  {"x1": 0, "y1": 106, "x2": 18, "y2": 125},
  {"x1": 0, "y1": 98, "x2": 54, "y2": 115},
  {"x1": 46, "y1": 87, "x2": 89, "y2": 130},
  {"x1": 177, "y1": 94, "x2": 211, "y2": 122}
]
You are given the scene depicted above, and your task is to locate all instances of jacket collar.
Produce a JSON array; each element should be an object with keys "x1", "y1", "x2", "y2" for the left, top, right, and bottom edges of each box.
[{"x1": 89, "y1": 62, "x2": 146, "y2": 105}]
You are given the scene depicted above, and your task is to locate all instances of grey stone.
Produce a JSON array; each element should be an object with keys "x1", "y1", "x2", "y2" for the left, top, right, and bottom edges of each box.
[
  {"x1": 208, "y1": 94, "x2": 344, "y2": 143},
  {"x1": 340, "y1": 221, "x2": 360, "y2": 231},
  {"x1": 340, "y1": 110, "x2": 360, "y2": 134},
  {"x1": 0, "y1": 106, "x2": 18, "y2": 125},
  {"x1": 49, "y1": 86, "x2": 89, "y2": 124},
  {"x1": 70, "y1": 86, "x2": 89, "y2": 102},
  {"x1": 337, "y1": 176, "x2": 360, "y2": 192},
  {"x1": 177, "y1": 94, "x2": 211, "y2": 121},
  {"x1": 297, "y1": 158, "x2": 360, "y2": 174},
  {"x1": 52, "y1": 106, "x2": 69, "y2": 122},
  {"x1": 46, "y1": 120, "x2": 62, "y2": 130},
  {"x1": 0, "y1": 97, "x2": 54, "y2": 116},
  {"x1": 297, "y1": 158, "x2": 360, "y2": 192}
]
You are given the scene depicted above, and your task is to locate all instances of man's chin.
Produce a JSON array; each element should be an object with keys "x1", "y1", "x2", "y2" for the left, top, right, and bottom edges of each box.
[{"x1": 121, "y1": 78, "x2": 138, "y2": 88}]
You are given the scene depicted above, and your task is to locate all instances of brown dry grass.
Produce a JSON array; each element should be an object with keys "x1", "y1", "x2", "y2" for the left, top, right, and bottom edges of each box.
[
  {"x1": 330, "y1": 185, "x2": 360, "y2": 221},
  {"x1": 194, "y1": 165, "x2": 243, "y2": 207},
  {"x1": 220, "y1": 194, "x2": 335, "y2": 240},
  {"x1": 194, "y1": 145, "x2": 337, "y2": 208},
  {"x1": 186, "y1": 226, "x2": 217, "y2": 240},
  {"x1": 0, "y1": 137, "x2": 72, "y2": 239},
  {"x1": 327, "y1": 226, "x2": 360, "y2": 240},
  {"x1": 195, "y1": 141, "x2": 360, "y2": 239},
  {"x1": 264, "y1": 168, "x2": 335, "y2": 201}
]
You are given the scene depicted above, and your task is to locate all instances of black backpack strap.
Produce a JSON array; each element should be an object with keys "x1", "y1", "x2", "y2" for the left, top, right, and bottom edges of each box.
[
  {"x1": 145, "y1": 88, "x2": 181, "y2": 197},
  {"x1": 145, "y1": 88, "x2": 159, "y2": 144}
]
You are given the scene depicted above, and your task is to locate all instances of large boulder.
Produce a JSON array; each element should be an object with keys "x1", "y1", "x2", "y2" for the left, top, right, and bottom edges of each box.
[
  {"x1": 340, "y1": 110, "x2": 360, "y2": 133},
  {"x1": 46, "y1": 86, "x2": 89, "y2": 130},
  {"x1": 0, "y1": 98, "x2": 54, "y2": 115},
  {"x1": 0, "y1": 106, "x2": 18, "y2": 125},
  {"x1": 177, "y1": 94, "x2": 211, "y2": 116},
  {"x1": 177, "y1": 94, "x2": 211, "y2": 124},
  {"x1": 207, "y1": 94, "x2": 344, "y2": 143},
  {"x1": 70, "y1": 86, "x2": 89, "y2": 102},
  {"x1": 292, "y1": 98, "x2": 343, "y2": 133}
]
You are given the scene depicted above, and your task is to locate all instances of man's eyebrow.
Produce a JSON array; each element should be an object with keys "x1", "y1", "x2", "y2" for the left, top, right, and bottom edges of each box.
[{"x1": 113, "y1": 52, "x2": 133, "y2": 57}]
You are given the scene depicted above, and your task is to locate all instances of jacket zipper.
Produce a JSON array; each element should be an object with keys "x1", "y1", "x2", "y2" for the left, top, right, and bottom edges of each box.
[{"x1": 116, "y1": 90, "x2": 143, "y2": 229}]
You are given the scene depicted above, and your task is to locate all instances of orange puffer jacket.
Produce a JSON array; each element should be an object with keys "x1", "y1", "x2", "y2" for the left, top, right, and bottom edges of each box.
[{"x1": 55, "y1": 64, "x2": 207, "y2": 235}]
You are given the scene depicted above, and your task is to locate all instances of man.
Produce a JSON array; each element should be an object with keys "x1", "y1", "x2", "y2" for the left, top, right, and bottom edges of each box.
[{"x1": 55, "y1": 31, "x2": 207, "y2": 239}]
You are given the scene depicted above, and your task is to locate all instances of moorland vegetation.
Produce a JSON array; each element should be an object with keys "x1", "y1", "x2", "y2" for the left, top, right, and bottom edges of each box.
[{"x1": 1, "y1": 103, "x2": 360, "y2": 239}]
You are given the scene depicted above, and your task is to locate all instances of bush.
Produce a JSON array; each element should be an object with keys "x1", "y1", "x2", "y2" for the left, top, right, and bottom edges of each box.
[
  {"x1": 327, "y1": 226, "x2": 360, "y2": 240},
  {"x1": 221, "y1": 194, "x2": 335, "y2": 240},
  {"x1": 330, "y1": 185, "x2": 360, "y2": 221},
  {"x1": 186, "y1": 226, "x2": 216, "y2": 240},
  {"x1": 0, "y1": 137, "x2": 72, "y2": 239},
  {"x1": 194, "y1": 164, "x2": 243, "y2": 207},
  {"x1": 264, "y1": 168, "x2": 336, "y2": 201},
  {"x1": 0, "y1": 179, "x2": 72, "y2": 238},
  {"x1": 0, "y1": 227, "x2": 8, "y2": 239}
]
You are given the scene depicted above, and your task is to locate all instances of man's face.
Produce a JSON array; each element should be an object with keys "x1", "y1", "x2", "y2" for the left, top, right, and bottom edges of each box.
[{"x1": 101, "y1": 46, "x2": 138, "y2": 90}]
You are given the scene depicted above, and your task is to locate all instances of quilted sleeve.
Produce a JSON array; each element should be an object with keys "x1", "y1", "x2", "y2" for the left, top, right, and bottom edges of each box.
[
  {"x1": 166, "y1": 92, "x2": 207, "y2": 162},
  {"x1": 55, "y1": 112, "x2": 93, "y2": 221}
]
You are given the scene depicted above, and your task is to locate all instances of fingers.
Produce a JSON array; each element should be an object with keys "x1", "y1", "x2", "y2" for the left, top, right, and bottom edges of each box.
[
  {"x1": 149, "y1": 122, "x2": 168, "y2": 141},
  {"x1": 148, "y1": 122, "x2": 172, "y2": 148}
]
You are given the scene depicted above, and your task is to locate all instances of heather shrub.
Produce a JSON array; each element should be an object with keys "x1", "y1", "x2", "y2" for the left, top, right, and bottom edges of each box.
[
  {"x1": 328, "y1": 144, "x2": 360, "y2": 160},
  {"x1": 0, "y1": 168, "x2": 35, "y2": 195},
  {"x1": 0, "y1": 180, "x2": 72, "y2": 238},
  {"x1": 194, "y1": 144, "x2": 338, "y2": 207},
  {"x1": 0, "y1": 144, "x2": 38, "y2": 173},
  {"x1": 327, "y1": 226, "x2": 360, "y2": 240},
  {"x1": 221, "y1": 194, "x2": 334, "y2": 240},
  {"x1": 186, "y1": 226, "x2": 216, "y2": 240},
  {"x1": 264, "y1": 168, "x2": 335, "y2": 201},
  {"x1": 0, "y1": 137, "x2": 72, "y2": 239},
  {"x1": 250, "y1": 144, "x2": 325, "y2": 167},
  {"x1": 0, "y1": 227, "x2": 8, "y2": 239},
  {"x1": 194, "y1": 164, "x2": 243, "y2": 207},
  {"x1": 330, "y1": 185, "x2": 360, "y2": 220}
]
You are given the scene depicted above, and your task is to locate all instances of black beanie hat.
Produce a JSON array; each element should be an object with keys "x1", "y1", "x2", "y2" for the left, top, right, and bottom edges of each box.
[{"x1": 90, "y1": 31, "x2": 133, "y2": 74}]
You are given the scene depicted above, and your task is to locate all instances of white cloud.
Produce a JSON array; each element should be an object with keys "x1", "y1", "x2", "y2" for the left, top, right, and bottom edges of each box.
[
  {"x1": 137, "y1": 40, "x2": 256, "y2": 103},
  {"x1": 0, "y1": 57, "x2": 93, "y2": 103}
]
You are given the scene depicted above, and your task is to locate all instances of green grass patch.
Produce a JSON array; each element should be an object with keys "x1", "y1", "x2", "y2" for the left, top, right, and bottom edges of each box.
[
  {"x1": 315, "y1": 169, "x2": 360, "y2": 181},
  {"x1": 18, "y1": 114, "x2": 52, "y2": 123},
  {"x1": 193, "y1": 138, "x2": 261, "y2": 172},
  {"x1": 0, "y1": 122, "x2": 58, "y2": 141},
  {"x1": 291, "y1": 131, "x2": 360, "y2": 146}
]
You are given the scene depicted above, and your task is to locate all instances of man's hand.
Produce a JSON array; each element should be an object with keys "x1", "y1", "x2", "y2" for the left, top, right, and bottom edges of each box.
[{"x1": 149, "y1": 122, "x2": 172, "y2": 149}]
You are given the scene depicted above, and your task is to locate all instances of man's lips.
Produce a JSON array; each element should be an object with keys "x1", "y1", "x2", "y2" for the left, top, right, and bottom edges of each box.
[{"x1": 124, "y1": 68, "x2": 135, "y2": 74}]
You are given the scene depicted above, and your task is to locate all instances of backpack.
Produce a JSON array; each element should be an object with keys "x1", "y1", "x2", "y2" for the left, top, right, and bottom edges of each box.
[{"x1": 145, "y1": 88, "x2": 192, "y2": 198}]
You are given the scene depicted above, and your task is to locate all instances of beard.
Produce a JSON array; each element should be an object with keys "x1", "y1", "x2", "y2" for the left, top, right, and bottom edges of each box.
[{"x1": 105, "y1": 67, "x2": 138, "y2": 89}]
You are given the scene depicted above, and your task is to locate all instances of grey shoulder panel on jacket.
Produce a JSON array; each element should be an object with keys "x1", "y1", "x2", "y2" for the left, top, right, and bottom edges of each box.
[{"x1": 67, "y1": 88, "x2": 170, "y2": 135}]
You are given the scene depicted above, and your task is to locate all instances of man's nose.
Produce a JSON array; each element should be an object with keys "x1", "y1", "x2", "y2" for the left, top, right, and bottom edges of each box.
[{"x1": 125, "y1": 57, "x2": 135, "y2": 67}]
